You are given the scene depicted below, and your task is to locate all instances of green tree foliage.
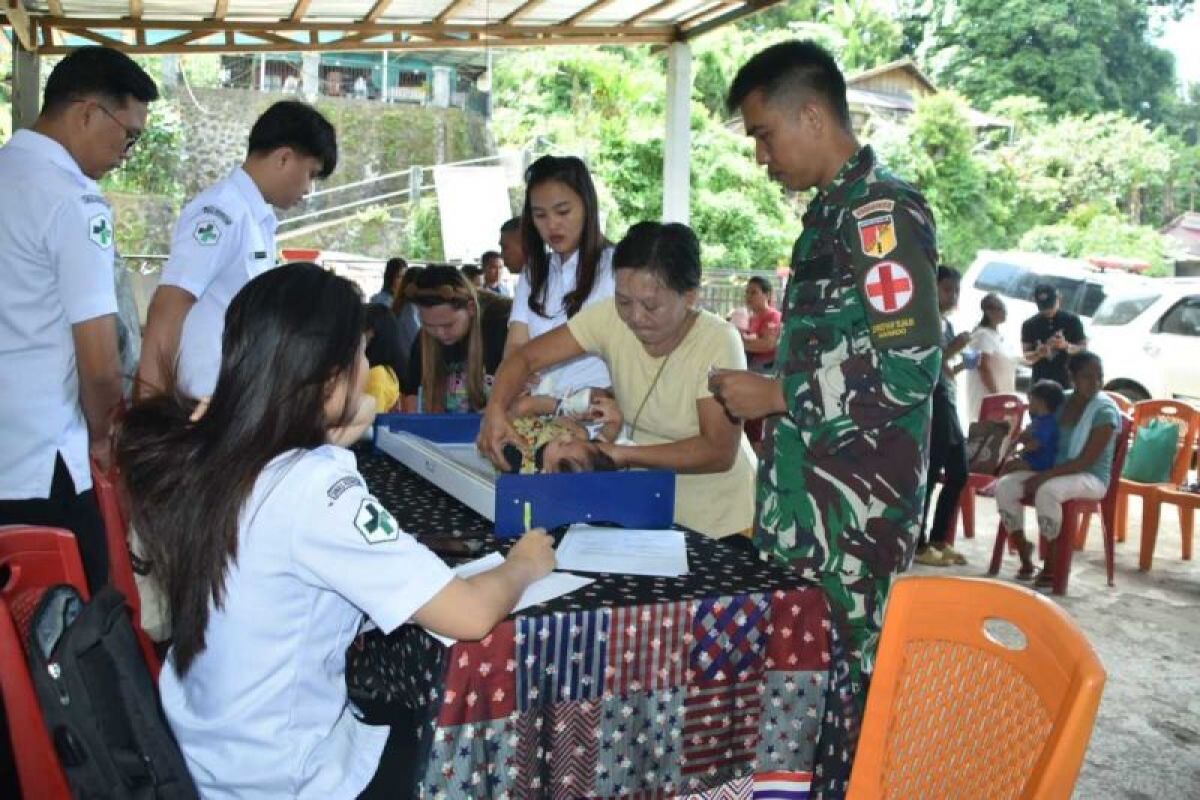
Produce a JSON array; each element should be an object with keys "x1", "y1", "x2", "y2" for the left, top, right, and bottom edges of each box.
[
  {"x1": 1020, "y1": 204, "x2": 1184, "y2": 275},
  {"x1": 493, "y1": 46, "x2": 799, "y2": 269},
  {"x1": 1013, "y1": 112, "x2": 1175, "y2": 223},
  {"x1": 875, "y1": 93, "x2": 1005, "y2": 268},
  {"x1": 404, "y1": 198, "x2": 444, "y2": 262},
  {"x1": 899, "y1": 0, "x2": 1190, "y2": 124},
  {"x1": 101, "y1": 99, "x2": 184, "y2": 198}
]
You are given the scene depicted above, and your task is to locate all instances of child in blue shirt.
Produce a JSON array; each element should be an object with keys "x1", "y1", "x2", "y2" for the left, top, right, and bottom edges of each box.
[{"x1": 1004, "y1": 380, "x2": 1065, "y2": 473}]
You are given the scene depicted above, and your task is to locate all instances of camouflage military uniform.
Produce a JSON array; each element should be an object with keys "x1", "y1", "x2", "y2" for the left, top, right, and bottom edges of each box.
[{"x1": 754, "y1": 146, "x2": 942, "y2": 794}]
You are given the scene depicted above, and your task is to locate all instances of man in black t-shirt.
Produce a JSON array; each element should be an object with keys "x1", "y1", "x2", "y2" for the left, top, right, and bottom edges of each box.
[{"x1": 1021, "y1": 284, "x2": 1087, "y2": 388}]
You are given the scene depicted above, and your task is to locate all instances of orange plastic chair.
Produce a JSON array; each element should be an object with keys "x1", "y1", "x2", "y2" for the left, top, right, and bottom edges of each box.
[
  {"x1": 949, "y1": 392, "x2": 1027, "y2": 545},
  {"x1": 1138, "y1": 485, "x2": 1198, "y2": 571},
  {"x1": 989, "y1": 415, "x2": 1132, "y2": 595},
  {"x1": 91, "y1": 461, "x2": 161, "y2": 679},
  {"x1": 1108, "y1": 400, "x2": 1200, "y2": 547},
  {"x1": 847, "y1": 576, "x2": 1106, "y2": 800},
  {"x1": 0, "y1": 525, "x2": 90, "y2": 800}
]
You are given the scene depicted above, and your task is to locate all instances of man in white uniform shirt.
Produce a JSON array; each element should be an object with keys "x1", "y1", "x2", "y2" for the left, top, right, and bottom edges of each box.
[
  {"x1": 0, "y1": 46, "x2": 157, "y2": 592},
  {"x1": 137, "y1": 101, "x2": 337, "y2": 398}
]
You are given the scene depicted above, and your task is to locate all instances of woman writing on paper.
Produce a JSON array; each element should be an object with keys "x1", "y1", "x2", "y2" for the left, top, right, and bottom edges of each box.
[{"x1": 117, "y1": 263, "x2": 552, "y2": 798}]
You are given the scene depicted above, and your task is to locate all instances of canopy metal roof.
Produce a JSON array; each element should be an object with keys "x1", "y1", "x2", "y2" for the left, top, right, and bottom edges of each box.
[{"x1": 2, "y1": 1, "x2": 784, "y2": 55}]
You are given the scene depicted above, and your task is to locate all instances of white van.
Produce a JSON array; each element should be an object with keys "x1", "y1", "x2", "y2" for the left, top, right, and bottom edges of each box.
[{"x1": 1087, "y1": 279, "x2": 1200, "y2": 401}]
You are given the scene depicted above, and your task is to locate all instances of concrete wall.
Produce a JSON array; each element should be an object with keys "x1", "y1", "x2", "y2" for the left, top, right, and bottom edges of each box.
[{"x1": 176, "y1": 87, "x2": 491, "y2": 201}]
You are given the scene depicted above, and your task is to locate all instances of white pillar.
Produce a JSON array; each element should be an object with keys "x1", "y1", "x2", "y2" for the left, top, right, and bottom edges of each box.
[
  {"x1": 302, "y1": 52, "x2": 320, "y2": 101},
  {"x1": 432, "y1": 66, "x2": 452, "y2": 108},
  {"x1": 662, "y1": 41, "x2": 692, "y2": 225},
  {"x1": 382, "y1": 50, "x2": 389, "y2": 102},
  {"x1": 12, "y1": 40, "x2": 40, "y2": 131}
]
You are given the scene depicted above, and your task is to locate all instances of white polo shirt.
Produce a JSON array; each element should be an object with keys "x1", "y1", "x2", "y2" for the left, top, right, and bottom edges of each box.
[
  {"x1": 0, "y1": 130, "x2": 118, "y2": 500},
  {"x1": 160, "y1": 445, "x2": 454, "y2": 799},
  {"x1": 510, "y1": 245, "x2": 615, "y2": 393},
  {"x1": 162, "y1": 167, "x2": 278, "y2": 397}
]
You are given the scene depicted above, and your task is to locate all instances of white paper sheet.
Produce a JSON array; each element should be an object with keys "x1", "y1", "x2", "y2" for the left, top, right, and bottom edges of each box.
[
  {"x1": 554, "y1": 525, "x2": 689, "y2": 577},
  {"x1": 425, "y1": 552, "x2": 595, "y2": 646}
]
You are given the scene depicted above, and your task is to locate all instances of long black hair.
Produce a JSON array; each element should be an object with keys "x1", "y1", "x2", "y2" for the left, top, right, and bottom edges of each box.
[
  {"x1": 405, "y1": 265, "x2": 489, "y2": 412},
  {"x1": 363, "y1": 303, "x2": 405, "y2": 379},
  {"x1": 117, "y1": 263, "x2": 365, "y2": 675},
  {"x1": 520, "y1": 155, "x2": 607, "y2": 319}
]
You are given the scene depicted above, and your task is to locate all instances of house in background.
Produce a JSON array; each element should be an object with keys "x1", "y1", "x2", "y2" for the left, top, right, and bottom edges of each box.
[
  {"x1": 220, "y1": 50, "x2": 490, "y2": 116},
  {"x1": 846, "y1": 58, "x2": 1011, "y2": 134},
  {"x1": 723, "y1": 57, "x2": 1010, "y2": 138}
]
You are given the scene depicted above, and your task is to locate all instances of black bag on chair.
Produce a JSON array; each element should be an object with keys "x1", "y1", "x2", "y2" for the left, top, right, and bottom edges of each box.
[{"x1": 27, "y1": 584, "x2": 198, "y2": 799}]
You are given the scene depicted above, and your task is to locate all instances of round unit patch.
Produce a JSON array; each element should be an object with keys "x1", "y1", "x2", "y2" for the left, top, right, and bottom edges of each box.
[{"x1": 863, "y1": 261, "x2": 914, "y2": 314}]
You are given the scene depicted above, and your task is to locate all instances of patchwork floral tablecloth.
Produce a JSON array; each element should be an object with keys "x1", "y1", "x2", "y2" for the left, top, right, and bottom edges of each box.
[{"x1": 348, "y1": 446, "x2": 841, "y2": 800}]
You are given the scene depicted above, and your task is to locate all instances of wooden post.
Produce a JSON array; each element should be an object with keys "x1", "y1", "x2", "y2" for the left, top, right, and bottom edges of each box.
[{"x1": 12, "y1": 39, "x2": 40, "y2": 131}]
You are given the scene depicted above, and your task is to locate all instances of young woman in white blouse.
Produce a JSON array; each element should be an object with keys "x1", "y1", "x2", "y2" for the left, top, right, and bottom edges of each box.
[
  {"x1": 504, "y1": 155, "x2": 615, "y2": 395},
  {"x1": 966, "y1": 292, "x2": 1018, "y2": 421}
]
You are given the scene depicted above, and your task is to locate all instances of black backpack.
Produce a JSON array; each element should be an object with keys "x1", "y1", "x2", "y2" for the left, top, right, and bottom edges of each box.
[{"x1": 27, "y1": 584, "x2": 198, "y2": 799}]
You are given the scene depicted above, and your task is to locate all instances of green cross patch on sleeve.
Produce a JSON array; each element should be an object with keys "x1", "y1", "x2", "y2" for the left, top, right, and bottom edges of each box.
[
  {"x1": 353, "y1": 497, "x2": 400, "y2": 544},
  {"x1": 88, "y1": 214, "x2": 113, "y2": 249},
  {"x1": 193, "y1": 219, "x2": 222, "y2": 246}
]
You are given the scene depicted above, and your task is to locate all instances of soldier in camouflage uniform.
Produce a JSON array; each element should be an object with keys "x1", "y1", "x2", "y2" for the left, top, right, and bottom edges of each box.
[{"x1": 712, "y1": 42, "x2": 942, "y2": 795}]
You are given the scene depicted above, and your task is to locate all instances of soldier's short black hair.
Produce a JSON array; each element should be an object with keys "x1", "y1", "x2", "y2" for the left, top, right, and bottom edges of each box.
[
  {"x1": 248, "y1": 101, "x2": 338, "y2": 179},
  {"x1": 726, "y1": 40, "x2": 851, "y2": 130},
  {"x1": 480, "y1": 250, "x2": 503, "y2": 265},
  {"x1": 1028, "y1": 380, "x2": 1066, "y2": 413},
  {"x1": 937, "y1": 265, "x2": 961, "y2": 283},
  {"x1": 499, "y1": 217, "x2": 521, "y2": 235},
  {"x1": 42, "y1": 46, "x2": 159, "y2": 115},
  {"x1": 613, "y1": 221, "x2": 701, "y2": 294}
]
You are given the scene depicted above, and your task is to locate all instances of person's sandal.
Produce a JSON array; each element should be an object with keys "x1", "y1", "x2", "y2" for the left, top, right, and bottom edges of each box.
[
  {"x1": 938, "y1": 545, "x2": 968, "y2": 566},
  {"x1": 1033, "y1": 569, "x2": 1056, "y2": 589}
]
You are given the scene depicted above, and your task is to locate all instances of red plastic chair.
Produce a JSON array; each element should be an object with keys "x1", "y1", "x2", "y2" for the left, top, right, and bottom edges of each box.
[
  {"x1": 988, "y1": 415, "x2": 1132, "y2": 596},
  {"x1": 0, "y1": 525, "x2": 89, "y2": 800},
  {"x1": 91, "y1": 462, "x2": 160, "y2": 679},
  {"x1": 948, "y1": 393, "x2": 1027, "y2": 545},
  {"x1": 1104, "y1": 390, "x2": 1134, "y2": 416}
]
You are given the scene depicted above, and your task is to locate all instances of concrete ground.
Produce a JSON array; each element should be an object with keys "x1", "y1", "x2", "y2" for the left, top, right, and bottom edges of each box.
[{"x1": 912, "y1": 489, "x2": 1200, "y2": 799}]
